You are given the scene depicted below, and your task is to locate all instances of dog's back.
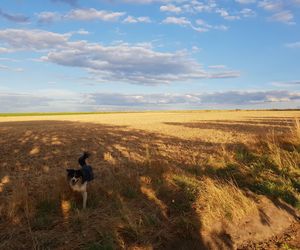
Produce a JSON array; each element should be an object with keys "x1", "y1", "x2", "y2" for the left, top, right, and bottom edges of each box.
[{"x1": 78, "y1": 151, "x2": 94, "y2": 182}]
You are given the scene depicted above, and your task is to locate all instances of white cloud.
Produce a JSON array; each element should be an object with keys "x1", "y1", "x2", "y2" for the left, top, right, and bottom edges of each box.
[
  {"x1": 43, "y1": 42, "x2": 239, "y2": 85},
  {"x1": 257, "y1": 1, "x2": 297, "y2": 24},
  {"x1": 0, "y1": 89, "x2": 85, "y2": 112},
  {"x1": 65, "y1": 8, "x2": 125, "y2": 21},
  {"x1": 37, "y1": 11, "x2": 61, "y2": 24},
  {"x1": 191, "y1": 46, "x2": 201, "y2": 53},
  {"x1": 181, "y1": 1, "x2": 217, "y2": 13},
  {"x1": 236, "y1": 0, "x2": 256, "y2": 4},
  {"x1": 240, "y1": 8, "x2": 256, "y2": 17},
  {"x1": 0, "y1": 29, "x2": 70, "y2": 51},
  {"x1": 269, "y1": 10, "x2": 295, "y2": 24},
  {"x1": 0, "y1": 28, "x2": 239, "y2": 85},
  {"x1": 160, "y1": 4, "x2": 182, "y2": 13},
  {"x1": 37, "y1": 8, "x2": 126, "y2": 23},
  {"x1": 123, "y1": 16, "x2": 151, "y2": 23},
  {"x1": 162, "y1": 17, "x2": 226, "y2": 33},
  {"x1": 216, "y1": 8, "x2": 241, "y2": 20},
  {"x1": 0, "y1": 92, "x2": 52, "y2": 112},
  {"x1": 208, "y1": 65, "x2": 227, "y2": 69},
  {"x1": 162, "y1": 16, "x2": 191, "y2": 26},
  {"x1": 195, "y1": 19, "x2": 229, "y2": 31},
  {"x1": 258, "y1": 0, "x2": 283, "y2": 12},
  {"x1": 2, "y1": 90, "x2": 300, "y2": 112},
  {"x1": 65, "y1": 28, "x2": 90, "y2": 36},
  {"x1": 197, "y1": 90, "x2": 300, "y2": 105},
  {"x1": 75, "y1": 28, "x2": 90, "y2": 35}
]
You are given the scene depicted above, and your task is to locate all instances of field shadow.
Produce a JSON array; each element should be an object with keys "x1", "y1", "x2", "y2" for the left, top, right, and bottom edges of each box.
[
  {"x1": 164, "y1": 117, "x2": 295, "y2": 135},
  {"x1": 0, "y1": 119, "x2": 299, "y2": 249},
  {"x1": 0, "y1": 120, "x2": 215, "y2": 249}
]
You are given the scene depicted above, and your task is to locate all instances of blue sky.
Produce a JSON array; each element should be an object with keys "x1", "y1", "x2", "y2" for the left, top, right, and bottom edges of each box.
[{"x1": 0, "y1": 0, "x2": 300, "y2": 112}]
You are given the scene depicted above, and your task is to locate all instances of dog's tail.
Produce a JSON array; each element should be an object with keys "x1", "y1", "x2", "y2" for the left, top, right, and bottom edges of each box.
[{"x1": 78, "y1": 151, "x2": 90, "y2": 167}]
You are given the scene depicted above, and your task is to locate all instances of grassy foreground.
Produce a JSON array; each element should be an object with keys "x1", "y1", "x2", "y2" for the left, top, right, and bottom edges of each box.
[{"x1": 0, "y1": 110, "x2": 299, "y2": 249}]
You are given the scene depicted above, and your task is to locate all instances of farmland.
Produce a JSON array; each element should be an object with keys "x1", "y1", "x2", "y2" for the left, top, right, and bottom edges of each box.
[{"x1": 0, "y1": 110, "x2": 299, "y2": 249}]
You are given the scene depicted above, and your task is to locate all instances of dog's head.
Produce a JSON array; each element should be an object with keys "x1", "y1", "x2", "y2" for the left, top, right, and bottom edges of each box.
[{"x1": 66, "y1": 169, "x2": 83, "y2": 185}]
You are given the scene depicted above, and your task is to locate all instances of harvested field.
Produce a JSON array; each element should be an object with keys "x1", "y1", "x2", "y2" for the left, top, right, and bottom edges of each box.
[{"x1": 0, "y1": 110, "x2": 299, "y2": 249}]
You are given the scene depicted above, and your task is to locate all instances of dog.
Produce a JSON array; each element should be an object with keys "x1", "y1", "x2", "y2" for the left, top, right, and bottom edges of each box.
[{"x1": 66, "y1": 152, "x2": 94, "y2": 209}]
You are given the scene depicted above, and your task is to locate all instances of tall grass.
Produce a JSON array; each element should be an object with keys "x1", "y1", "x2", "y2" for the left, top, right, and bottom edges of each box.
[
  {"x1": 267, "y1": 130, "x2": 298, "y2": 177},
  {"x1": 249, "y1": 119, "x2": 300, "y2": 207},
  {"x1": 293, "y1": 118, "x2": 300, "y2": 141},
  {"x1": 195, "y1": 178, "x2": 255, "y2": 228}
]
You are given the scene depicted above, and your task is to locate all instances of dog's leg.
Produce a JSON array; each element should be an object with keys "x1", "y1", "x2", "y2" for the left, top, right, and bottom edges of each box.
[{"x1": 82, "y1": 191, "x2": 87, "y2": 209}]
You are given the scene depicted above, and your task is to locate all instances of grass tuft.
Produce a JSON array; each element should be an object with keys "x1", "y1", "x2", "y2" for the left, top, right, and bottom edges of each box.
[
  {"x1": 32, "y1": 199, "x2": 57, "y2": 230},
  {"x1": 196, "y1": 178, "x2": 255, "y2": 228},
  {"x1": 121, "y1": 185, "x2": 139, "y2": 199},
  {"x1": 235, "y1": 145, "x2": 255, "y2": 163},
  {"x1": 172, "y1": 175, "x2": 200, "y2": 204}
]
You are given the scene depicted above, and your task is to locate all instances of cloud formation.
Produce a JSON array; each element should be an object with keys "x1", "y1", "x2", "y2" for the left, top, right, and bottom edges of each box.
[
  {"x1": 258, "y1": 0, "x2": 298, "y2": 24},
  {"x1": 122, "y1": 16, "x2": 151, "y2": 23},
  {"x1": 162, "y1": 16, "x2": 190, "y2": 26},
  {"x1": 53, "y1": 90, "x2": 300, "y2": 107},
  {"x1": 36, "y1": 12, "x2": 61, "y2": 24},
  {"x1": 43, "y1": 41, "x2": 239, "y2": 85},
  {"x1": 1, "y1": 90, "x2": 300, "y2": 112},
  {"x1": 160, "y1": 4, "x2": 182, "y2": 13},
  {"x1": 269, "y1": 10, "x2": 295, "y2": 24},
  {"x1": 65, "y1": 8, "x2": 125, "y2": 21},
  {"x1": 0, "y1": 92, "x2": 52, "y2": 112},
  {"x1": 0, "y1": 29, "x2": 70, "y2": 51},
  {"x1": 162, "y1": 16, "x2": 228, "y2": 32},
  {"x1": 0, "y1": 29, "x2": 239, "y2": 85},
  {"x1": 37, "y1": 8, "x2": 125, "y2": 23},
  {"x1": 216, "y1": 8, "x2": 241, "y2": 20},
  {"x1": 115, "y1": 0, "x2": 298, "y2": 26},
  {"x1": 258, "y1": 0, "x2": 283, "y2": 12}
]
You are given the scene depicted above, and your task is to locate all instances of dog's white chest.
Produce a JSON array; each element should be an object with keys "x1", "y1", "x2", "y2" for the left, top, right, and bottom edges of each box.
[{"x1": 70, "y1": 181, "x2": 87, "y2": 193}]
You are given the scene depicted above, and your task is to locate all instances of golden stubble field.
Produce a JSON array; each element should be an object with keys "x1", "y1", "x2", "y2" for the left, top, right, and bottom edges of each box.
[{"x1": 0, "y1": 110, "x2": 299, "y2": 249}]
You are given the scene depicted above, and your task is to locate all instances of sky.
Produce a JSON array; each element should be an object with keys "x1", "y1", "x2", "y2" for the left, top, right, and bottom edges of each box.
[{"x1": 0, "y1": 0, "x2": 300, "y2": 112}]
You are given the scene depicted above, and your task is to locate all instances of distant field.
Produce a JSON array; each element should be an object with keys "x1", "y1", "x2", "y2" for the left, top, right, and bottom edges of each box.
[
  {"x1": 0, "y1": 110, "x2": 226, "y2": 117},
  {"x1": 0, "y1": 110, "x2": 299, "y2": 249},
  {"x1": 0, "y1": 111, "x2": 138, "y2": 117},
  {"x1": 1, "y1": 110, "x2": 300, "y2": 143}
]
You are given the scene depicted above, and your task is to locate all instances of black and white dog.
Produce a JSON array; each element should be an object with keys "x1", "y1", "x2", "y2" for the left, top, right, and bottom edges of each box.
[{"x1": 66, "y1": 152, "x2": 94, "y2": 209}]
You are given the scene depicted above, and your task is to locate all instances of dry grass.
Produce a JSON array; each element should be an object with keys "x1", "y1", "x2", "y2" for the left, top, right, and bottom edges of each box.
[
  {"x1": 293, "y1": 118, "x2": 300, "y2": 141},
  {"x1": 0, "y1": 110, "x2": 299, "y2": 249},
  {"x1": 195, "y1": 178, "x2": 256, "y2": 228}
]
